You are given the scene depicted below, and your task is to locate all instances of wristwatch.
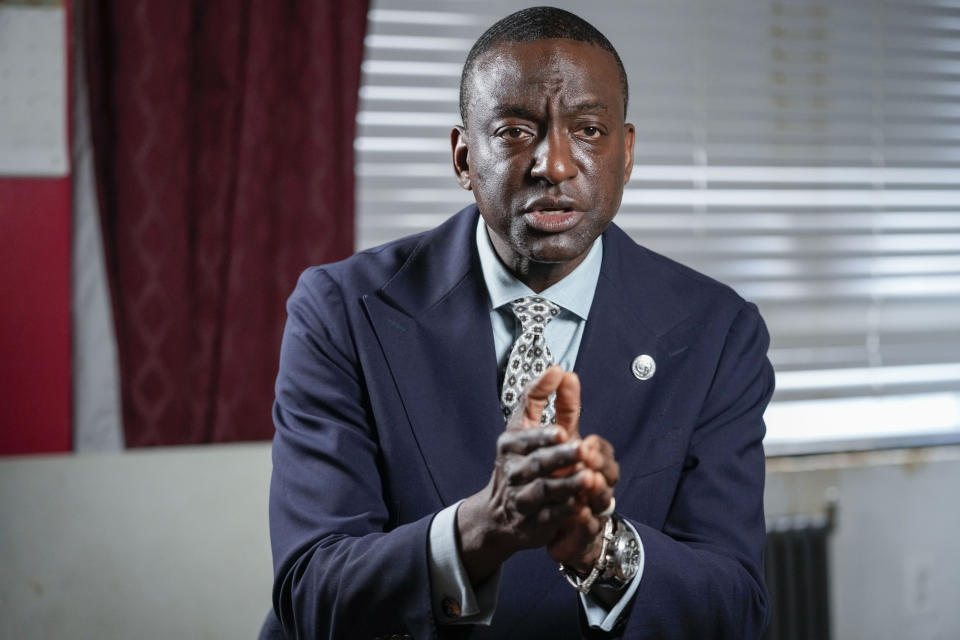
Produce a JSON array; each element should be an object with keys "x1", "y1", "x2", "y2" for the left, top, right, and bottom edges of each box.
[
  {"x1": 597, "y1": 516, "x2": 641, "y2": 590},
  {"x1": 559, "y1": 515, "x2": 641, "y2": 593}
]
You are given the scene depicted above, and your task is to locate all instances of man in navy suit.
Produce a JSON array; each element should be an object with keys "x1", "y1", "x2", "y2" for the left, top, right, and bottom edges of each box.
[{"x1": 266, "y1": 7, "x2": 774, "y2": 639}]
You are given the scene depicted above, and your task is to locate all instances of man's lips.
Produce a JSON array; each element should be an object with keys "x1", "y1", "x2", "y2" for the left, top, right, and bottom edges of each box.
[
  {"x1": 523, "y1": 209, "x2": 584, "y2": 232},
  {"x1": 522, "y1": 197, "x2": 584, "y2": 232}
]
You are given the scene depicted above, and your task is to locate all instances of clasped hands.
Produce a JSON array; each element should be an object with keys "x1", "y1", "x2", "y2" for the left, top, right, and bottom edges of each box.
[{"x1": 457, "y1": 366, "x2": 620, "y2": 585}]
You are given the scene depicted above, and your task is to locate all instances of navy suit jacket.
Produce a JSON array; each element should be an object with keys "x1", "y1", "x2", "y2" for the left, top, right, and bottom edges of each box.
[{"x1": 267, "y1": 205, "x2": 774, "y2": 639}]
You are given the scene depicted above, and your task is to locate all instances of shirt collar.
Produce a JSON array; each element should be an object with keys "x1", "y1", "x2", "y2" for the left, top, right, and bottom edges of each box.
[{"x1": 475, "y1": 214, "x2": 602, "y2": 320}]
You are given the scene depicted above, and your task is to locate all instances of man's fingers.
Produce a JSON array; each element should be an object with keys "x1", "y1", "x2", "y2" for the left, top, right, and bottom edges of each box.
[
  {"x1": 580, "y1": 435, "x2": 620, "y2": 487},
  {"x1": 568, "y1": 505, "x2": 604, "y2": 536},
  {"x1": 586, "y1": 484, "x2": 615, "y2": 515},
  {"x1": 514, "y1": 474, "x2": 589, "y2": 514},
  {"x1": 571, "y1": 468, "x2": 611, "y2": 509},
  {"x1": 554, "y1": 371, "x2": 581, "y2": 438},
  {"x1": 497, "y1": 426, "x2": 564, "y2": 456},
  {"x1": 507, "y1": 366, "x2": 564, "y2": 430},
  {"x1": 503, "y1": 440, "x2": 582, "y2": 485},
  {"x1": 524, "y1": 365, "x2": 564, "y2": 402},
  {"x1": 505, "y1": 366, "x2": 564, "y2": 431}
]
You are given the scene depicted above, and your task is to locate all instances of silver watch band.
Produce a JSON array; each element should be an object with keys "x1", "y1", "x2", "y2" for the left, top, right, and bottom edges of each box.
[
  {"x1": 598, "y1": 516, "x2": 640, "y2": 589},
  {"x1": 558, "y1": 516, "x2": 615, "y2": 593}
]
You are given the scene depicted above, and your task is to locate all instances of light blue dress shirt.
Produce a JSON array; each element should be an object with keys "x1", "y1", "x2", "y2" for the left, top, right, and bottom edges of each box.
[{"x1": 426, "y1": 217, "x2": 645, "y2": 631}]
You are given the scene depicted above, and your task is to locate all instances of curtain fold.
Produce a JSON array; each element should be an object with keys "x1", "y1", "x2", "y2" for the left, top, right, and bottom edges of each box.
[{"x1": 84, "y1": 0, "x2": 367, "y2": 445}]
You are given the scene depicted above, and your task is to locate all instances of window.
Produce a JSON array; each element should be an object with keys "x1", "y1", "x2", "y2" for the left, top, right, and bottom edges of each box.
[{"x1": 356, "y1": 1, "x2": 960, "y2": 455}]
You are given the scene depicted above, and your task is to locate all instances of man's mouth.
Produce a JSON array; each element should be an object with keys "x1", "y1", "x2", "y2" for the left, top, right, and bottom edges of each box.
[
  {"x1": 522, "y1": 197, "x2": 584, "y2": 232},
  {"x1": 523, "y1": 209, "x2": 583, "y2": 232}
]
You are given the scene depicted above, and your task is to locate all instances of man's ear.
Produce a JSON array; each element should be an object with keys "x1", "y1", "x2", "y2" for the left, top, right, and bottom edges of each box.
[
  {"x1": 451, "y1": 126, "x2": 472, "y2": 190},
  {"x1": 622, "y1": 123, "x2": 636, "y2": 184}
]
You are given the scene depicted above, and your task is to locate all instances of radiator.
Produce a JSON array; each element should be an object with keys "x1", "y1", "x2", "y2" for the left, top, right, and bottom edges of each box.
[{"x1": 763, "y1": 499, "x2": 837, "y2": 640}]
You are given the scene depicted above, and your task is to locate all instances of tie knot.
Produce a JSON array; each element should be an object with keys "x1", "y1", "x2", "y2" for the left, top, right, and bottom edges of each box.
[{"x1": 508, "y1": 296, "x2": 560, "y2": 334}]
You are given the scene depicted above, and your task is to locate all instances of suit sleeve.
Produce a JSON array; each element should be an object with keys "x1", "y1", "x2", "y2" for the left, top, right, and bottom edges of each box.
[
  {"x1": 268, "y1": 268, "x2": 437, "y2": 640},
  {"x1": 617, "y1": 302, "x2": 774, "y2": 639}
]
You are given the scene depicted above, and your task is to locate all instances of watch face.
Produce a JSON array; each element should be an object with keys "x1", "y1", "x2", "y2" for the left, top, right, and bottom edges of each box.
[{"x1": 618, "y1": 538, "x2": 640, "y2": 581}]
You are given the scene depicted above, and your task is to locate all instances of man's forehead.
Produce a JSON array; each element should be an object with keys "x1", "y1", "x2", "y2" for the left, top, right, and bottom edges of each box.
[
  {"x1": 471, "y1": 38, "x2": 615, "y2": 79},
  {"x1": 466, "y1": 39, "x2": 622, "y2": 117},
  {"x1": 488, "y1": 99, "x2": 611, "y2": 121}
]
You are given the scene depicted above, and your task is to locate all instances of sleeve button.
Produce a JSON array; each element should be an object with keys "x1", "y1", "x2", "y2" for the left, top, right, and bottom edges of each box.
[{"x1": 441, "y1": 596, "x2": 461, "y2": 618}]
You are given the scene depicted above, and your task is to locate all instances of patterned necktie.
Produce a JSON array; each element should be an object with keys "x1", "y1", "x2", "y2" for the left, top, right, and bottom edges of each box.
[{"x1": 500, "y1": 296, "x2": 561, "y2": 425}]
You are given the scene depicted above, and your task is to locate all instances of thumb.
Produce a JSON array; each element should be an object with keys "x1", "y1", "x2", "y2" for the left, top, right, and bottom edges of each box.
[
  {"x1": 554, "y1": 371, "x2": 581, "y2": 439},
  {"x1": 506, "y1": 365, "x2": 564, "y2": 430}
]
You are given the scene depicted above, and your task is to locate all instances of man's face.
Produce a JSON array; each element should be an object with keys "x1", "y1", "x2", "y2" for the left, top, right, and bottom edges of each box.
[{"x1": 453, "y1": 38, "x2": 634, "y2": 287}]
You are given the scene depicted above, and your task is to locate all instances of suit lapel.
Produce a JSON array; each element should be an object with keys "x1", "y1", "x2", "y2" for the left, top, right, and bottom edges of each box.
[
  {"x1": 575, "y1": 225, "x2": 697, "y2": 496},
  {"x1": 574, "y1": 269, "x2": 663, "y2": 491},
  {"x1": 363, "y1": 207, "x2": 504, "y2": 506}
]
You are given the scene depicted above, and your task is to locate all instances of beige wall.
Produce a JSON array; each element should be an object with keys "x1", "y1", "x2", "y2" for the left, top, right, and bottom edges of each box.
[{"x1": 0, "y1": 443, "x2": 273, "y2": 639}]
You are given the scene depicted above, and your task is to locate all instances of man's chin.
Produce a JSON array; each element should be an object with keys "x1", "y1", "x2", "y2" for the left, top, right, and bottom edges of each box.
[{"x1": 522, "y1": 237, "x2": 593, "y2": 266}]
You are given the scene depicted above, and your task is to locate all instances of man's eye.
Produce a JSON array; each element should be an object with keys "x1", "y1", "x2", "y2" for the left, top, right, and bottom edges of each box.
[
  {"x1": 501, "y1": 128, "x2": 530, "y2": 140},
  {"x1": 580, "y1": 126, "x2": 602, "y2": 138}
]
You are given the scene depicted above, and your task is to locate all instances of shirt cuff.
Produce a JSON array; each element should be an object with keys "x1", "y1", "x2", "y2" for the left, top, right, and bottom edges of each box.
[
  {"x1": 579, "y1": 519, "x2": 646, "y2": 631},
  {"x1": 428, "y1": 500, "x2": 502, "y2": 626}
]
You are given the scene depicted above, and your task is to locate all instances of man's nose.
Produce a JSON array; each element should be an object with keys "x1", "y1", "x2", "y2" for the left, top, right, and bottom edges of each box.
[{"x1": 530, "y1": 130, "x2": 578, "y2": 184}]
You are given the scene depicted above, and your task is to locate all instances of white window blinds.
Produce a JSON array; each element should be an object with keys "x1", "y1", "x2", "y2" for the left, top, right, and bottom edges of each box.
[{"x1": 356, "y1": 0, "x2": 960, "y2": 453}]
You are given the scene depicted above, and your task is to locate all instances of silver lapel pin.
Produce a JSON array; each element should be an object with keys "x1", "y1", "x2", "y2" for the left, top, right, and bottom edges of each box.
[{"x1": 631, "y1": 354, "x2": 656, "y2": 381}]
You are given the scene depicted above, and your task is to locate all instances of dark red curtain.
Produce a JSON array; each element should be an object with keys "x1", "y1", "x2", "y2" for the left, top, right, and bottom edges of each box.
[{"x1": 84, "y1": 0, "x2": 367, "y2": 445}]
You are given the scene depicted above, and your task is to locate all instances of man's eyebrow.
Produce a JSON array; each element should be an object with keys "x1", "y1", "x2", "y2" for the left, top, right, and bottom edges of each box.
[
  {"x1": 568, "y1": 100, "x2": 609, "y2": 114},
  {"x1": 491, "y1": 104, "x2": 540, "y2": 120}
]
